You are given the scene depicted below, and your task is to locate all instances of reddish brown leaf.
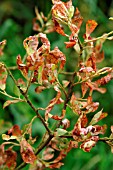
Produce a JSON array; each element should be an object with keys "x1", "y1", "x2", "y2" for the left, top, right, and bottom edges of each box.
[
  {"x1": 86, "y1": 52, "x2": 96, "y2": 71},
  {"x1": 49, "y1": 47, "x2": 66, "y2": 69},
  {"x1": 0, "y1": 144, "x2": 6, "y2": 166},
  {"x1": 72, "y1": 7, "x2": 83, "y2": 30},
  {"x1": 49, "y1": 162, "x2": 64, "y2": 169},
  {"x1": 95, "y1": 74, "x2": 112, "y2": 86},
  {"x1": 86, "y1": 20, "x2": 98, "y2": 37},
  {"x1": 38, "y1": 33, "x2": 50, "y2": 51},
  {"x1": 53, "y1": 20, "x2": 66, "y2": 36},
  {"x1": 5, "y1": 148, "x2": 17, "y2": 169},
  {"x1": 52, "y1": 110, "x2": 65, "y2": 120},
  {"x1": 17, "y1": 55, "x2": 28, "y2": 77},
  {"x1": 52, "y1": 0, "x2": 69, "y2": 23},
  {"x1": 20, "y1": 139, "x2": 36, "y2": 164},
  {"x1": 96, "y1": 51, "x2": 104, "y2": 63},
  {"x1": 80, "y1": 136, "x2": 99, "y2": 152},
  {"x1": 35, "y1": 86, "x2": 46, "y2": 94},
  {"x1": 64, "y1": 40, "x2": 76, "y2": 48},
  {"x1": 8, "y1": 125, "x2": 22, "y2": 137},
  {"x1": 81, "y1": 82, "x2": 89, "y2": 97}
]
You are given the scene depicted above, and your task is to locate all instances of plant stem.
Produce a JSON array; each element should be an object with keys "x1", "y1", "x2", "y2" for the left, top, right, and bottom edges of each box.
[{"x1": 5, "y1": 65, "x2": 52, "y2": 135}]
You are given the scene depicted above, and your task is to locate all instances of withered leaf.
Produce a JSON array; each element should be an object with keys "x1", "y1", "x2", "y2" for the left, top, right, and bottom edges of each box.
[
  {"x1": 53, "y1": 20, "x2": 66, "y2": 36},
  {"x1": 8, "y1": 125, "x2": 22, "y2": 137},
  {"x1": 0, "y1": 40, "x2": 6, "y2": 56},
  {"x1": 20, "y1": 139, "x2": 36, "y2": 164},
  {"x1": 80, "y1": 136, "x2": 99, "y2": 152},
  {"x1": 89, "y1": 110, "x2": 108, "y2": 125},
  {"x1": 42, "y1": 147, "x2": 54, "y2": 161},
  {"x1": 86, "y1": 20, "x2": 98, "y2": 37},
  {"x1": 5, "y1": 148, "x2": 17, "y2": 169},
  {"x1": 0, "y1": 63, "x2": 7, "y2": 90},
  {"x1": 3, "y1": 99, "x2": 21, "y2": 109}
]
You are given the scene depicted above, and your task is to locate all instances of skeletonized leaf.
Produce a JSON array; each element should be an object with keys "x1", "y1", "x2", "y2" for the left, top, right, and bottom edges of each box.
[
  {"x1": 89, "y1": 110, "x2": 108, "y2": 125},
  {"x1": 3, "y1": 99, "x2": 21, "y2": 109}
]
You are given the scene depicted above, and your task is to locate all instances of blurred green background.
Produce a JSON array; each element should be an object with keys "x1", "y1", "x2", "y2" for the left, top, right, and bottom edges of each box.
[{"x1": 0, "y1": 0, "x2": 113, "y2": 169}]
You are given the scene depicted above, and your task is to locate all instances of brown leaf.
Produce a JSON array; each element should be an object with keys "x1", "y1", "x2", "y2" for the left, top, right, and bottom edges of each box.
[
  {"x1": 72, "y1": 7, "x2": 83, "y2": 30},
  {"x1": 95, "y1": 74, "x2": 112, "y2": 86},
  {"x1": 45, "y1": 89, "x2": 64, "y2": 121},
  {"x1": 80, "y1": 136, "x2": 99, "y2": 152},
  {"x1": 86, "y1": 20, "x2": 98, "y2": 37},
  {"x1": 49, "y1": 162, "x2": 64, "y2": 169},
  {"x1": 0, "y1": 40, "x2": 6, "y2": 56},
  {"x1": 96, "y1": 51, "x2": 104, "y2": 63},
  {"x1": 0, "y1": 63, "x2": 7, "y2": 90},
  {"x1": 35, "y1": 86, "x2": 46, "y2": 94},
  {"x1": 0, "y1": 144, "x2": 6, "y2": 166},
  {"x1": 42, "y1": 147, "x2": 54, "y2": 161},
  {"x1": 53, "y1": 20, "x2": 66, "y2": 36},
  {"x1": 49, "y1": 47, "x2": 66, "y2": 69},
  {"x1": 17, "y1": 55, "x2": 28, "y2": 77},
  {"x1": 20, "y1": 139, "x2": 36, "y2": 164},
  {"x1": 86, "y1": 52, "x2": 96, "y2": 71},
  {"x1": 5, "y1": 148, "x2": 17, "y2": 169},
  {"x1": 64, "y1": 40, "x2": 76, "y2": 48},
  {"x1": 8, "y1": 125, "x2": 22, "y2": 137}
]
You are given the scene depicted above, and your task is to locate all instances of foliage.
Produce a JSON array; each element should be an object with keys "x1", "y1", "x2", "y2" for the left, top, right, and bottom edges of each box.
[{"x1": 0, "y1": 0, "x2": 113, "y2": 169}]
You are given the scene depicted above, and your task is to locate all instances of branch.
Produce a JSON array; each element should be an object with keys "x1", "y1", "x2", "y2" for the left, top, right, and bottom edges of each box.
[{"x1": 5, "y1": 65, "x2": 52, "y2": 135}]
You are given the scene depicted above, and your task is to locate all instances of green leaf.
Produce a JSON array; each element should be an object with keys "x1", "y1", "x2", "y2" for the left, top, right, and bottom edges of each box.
[
  {"x1": 56, "y1": 128, "x2": 67, "y2": 136},
  {"x1": 13, "y1": 84, "x2": 21, "y2": 97},
  {"x1": 0, "y1": 119, "x2": 12, "y2": 134}
]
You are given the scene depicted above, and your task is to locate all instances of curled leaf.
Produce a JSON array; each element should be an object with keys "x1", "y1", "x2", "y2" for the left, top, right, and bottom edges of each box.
[
  {"x1": 8, "y1": 125, "x2": 22, "y2": 137},
  {"x1": 2, "y1": 134, "x2": 17, "y2": 141},
  {"x1": 3, "y1": 99, "x2": 21, "y2": 109},
  {"x1": 42, "y1": 147, "x2": 54, "y2": 161},
  {"x1": 0, "y1": 63, "x2": 7, "y2": 90},
  {"x1": 0, "y1": 40, "x2": 6, "y2": 56},
  {"x1": 20, "y1": 139, "x2": 36, "y2": 164}
]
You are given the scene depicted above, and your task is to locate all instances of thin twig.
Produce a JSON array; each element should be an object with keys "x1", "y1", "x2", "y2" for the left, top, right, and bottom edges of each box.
[{"x1": 5, "y1": 65, "x2": 52, "y2": 135}]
